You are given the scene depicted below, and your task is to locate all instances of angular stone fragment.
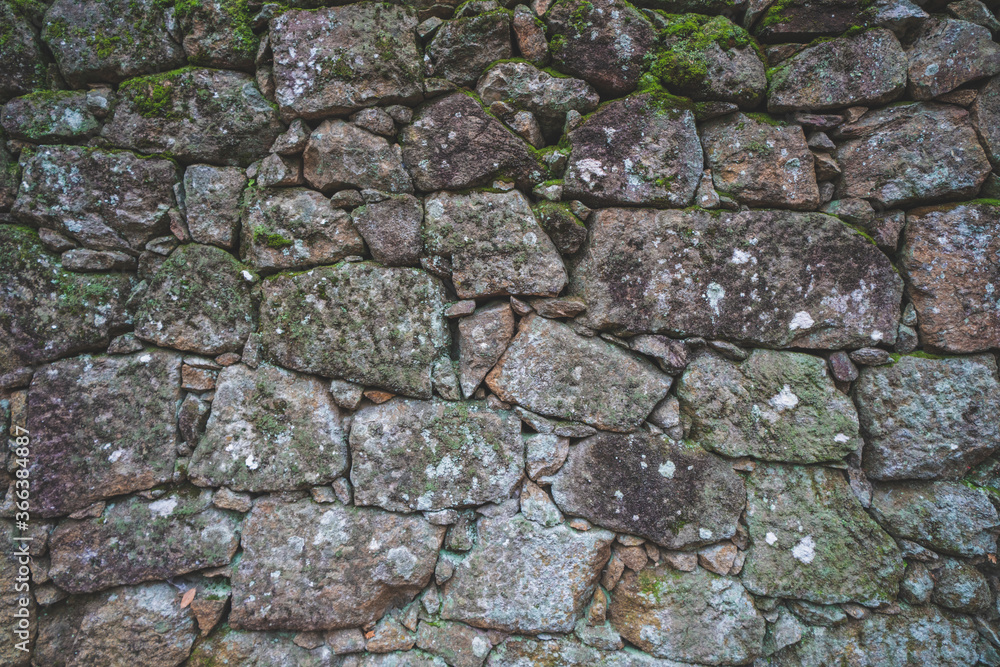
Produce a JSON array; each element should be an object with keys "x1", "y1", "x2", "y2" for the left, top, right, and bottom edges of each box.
[
  {"x1": 571, "y1": 208, "x2": 902, "y2": 348},
  {"x1": 906, "y1": 18, "x2": 1000, "y2": 100},
  {"x1": 972, "y1": 74, "x2": 1000, "y2": 166},
  {"x1": 869, "y1": 481, "x2": 1000, "y2": 556},
  {"x1": 742, "y1": 464, "x2": 904, "y2": 606},
  {"x1": 677, "y1": 349, "x2": 861, "y2": 463},
  {"x1": 1, "y1": 90, "x2": 99, "y2": 142},
  {"x1": 532, "y1": 202, "x2": 587, "y2": 256},
  {"x1": 416, "y1": 620, "x2": 492, "y2": 667},
  {"x1": 487, "y1": 315, "x2": 671, "y2": 432},
  {"x1": 551, "y1": 432, "x2": 745, "y2": 549},
  {"x1": 701, "y1": 112, "x2": 819, "y2": 209},
  {"x1": 350, "y1": 398, "x2": 523, "y2": 512},
  {"x1": 259, "y1": 262, "x2": 450, "y2": 398},
  {"x1": 303, "y1": 120, "x2": 413, "y2": 194},
  {"x1": 13, "y1": 145, "x2": 178, "y2": 253},
  {"x1": 270, "y1": 4, "x2": 423, "y2": 119},
  {"x1": 441, "y1": 513, "x2": 613, "y2": 633},
  {"x1": 458, "y1": 301, "x2": 516, "y2": 398},
  {"x1": 190, "y1": 363, "x2": 348, "y2": 492},
  {"x1": 563, "y1": 94, "x2": 703, "y2": 207},
  {"x1": 241, "y1": 187, "x2": 365, "y2": 272},
  {"x1": 183, "y1": 165, "x2": 246, "y2": 250},
  {"x1": 23, "y1": 350, "x2": 180, "y2": 518},
  {"x1": 400, "y1": 93, "x2": 543, "y2": 191},
  {"x1": 48, "y1": 490, "x2": 240, "y2": 593},
  {"x1": 176, "y1": 0, "x2": 258, "y2": 71},
  {"x1": 426, "y1": 12, "x2": 512, "y2": 87},
  {"x1": 41, "y1": 0, "x2": 186, "y2": 85},
  {"x1": 0, "y1": 226, "x2": 132, "y2": 375},
  {"x1": 476, "y1": 61, "x2": 600, "y2": 140},
  {"x1": 932, "y1": 557, "x2": 990, "y2": 613},
  {"x1": 231, "y1": 498, "x2": 444, "y2": 630},
  {"x1": 188, "y1": 629, "x2": 334, "y2": 666},
  {"x1": 351, "y1": 194, "x2": 424, "y2": 266},
  {"x1": 834, "y1": 102, "x2": 991, "y2": 207},
  {"x1": 34, "y1": 583, "x2": 197, "y2": 667},
  {"x1": 0, "y1": 3, "x2": 47, "y2": 102},
  {"x1": 135, "y1": 244, "x2": 255, "y2": 355},
  {"x1": 546, "y1": 0, "x2": 655, "y2": 96},
  {"x1": 767, "y1": 29, "x2": 907, "y2": 112},
  {"x1": 900, "y1": 202, "x2": 1000, "y2": 353},
  {"x1": 609, "y1": 566, "x2": 765, "y2": 665},
  {"x1": 424, "y1": 190, "x2": 567, "y2": 299}
]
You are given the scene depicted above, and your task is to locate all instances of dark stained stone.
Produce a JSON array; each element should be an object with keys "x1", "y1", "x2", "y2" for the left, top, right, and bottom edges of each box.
[
  {"x1": 302, "y1": 119, "x2": 413, "y2": 194},
  {"x1": 183, "y1": 164, "x2": 247, "y2": 250},
  {"x1": 425, "y1": 11, "x2": 513, "y2": 87},
  {"x1": 188, "y1": 629, "x2": 336, "y2": 666},
  {"x1": 230, "y1": 497, "x2": 445, "y2": 631},
  {"x1": 351, "y1": 194, "x2": 424, "y2": 267},
  {"x1": 0, "y1": 134, "x2": 18, "y2": 213},
  {"x1": 258, "y1": 262, "x2": 450, "y2": 398},
  {"x1": 972, "y1": 74, "x2": 1000, "y2": 167},
  {"x1": 752, "y1": 0, "x2": 867, "y2": 43},
  {"x1": 1, "y1": 90, "x2": 100, "y2": 142},
  {"x1": 570, "y1": 208, "x2": 902, "y2": 348},
  {"x1": 906, "y1": 18, "x2": 1000, "y2": 100},
  {"x1": 176, "y1": 0, "x2": 258, "y2": 71},
  {"x1": 0, "y1": 3, "x2": 48, "y2": 102},
  {"x1": 532, "y1": 202, "x2": 588, "y2": 256},
  {"x1": 550, "y1": 432, "x2": 745, "y2": 549}
]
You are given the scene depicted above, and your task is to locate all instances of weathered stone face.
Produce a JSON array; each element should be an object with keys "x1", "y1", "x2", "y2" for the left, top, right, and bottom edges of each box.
[
  {"x1": 240, "y1": 187, "x2": 365, "y2": 272},
  {"x1": 48, "y1": 489, "x2": 240, "y2": 593},
  {"x1": 906, "y1": 18, "x2": 1000, "y2": 100},
  {"x1": 259, "y1": 262, "x2": 450, "y2": 398},
  {"x1": 441, "y1": 514, "x2": 614, "y2": 633},
  {"x1": 187, "y1": 629, "x2": 335, "y2": 666},
  {"x1": 972, "y1": 74, "x2": 1000, "y2": 167},
  {"x1": 752, "y1": 0, "x2": 867, "y2": 42},
  {"x1": 23, "y1": 349, "x2": 181, "y2": 518},
  {"x1": 458, "y1": 301, "x2": 516, "y2": 398},
  {"x1": 270, "y1": 4, "x2": 423, "y2": 119},
  {"x1": 0, "y1": 135, "x2": 18, "y2": 213},
  {"x1": 351, "y1": 194, "x2": 424, "y2": 267},
  {"x1": 570, "y1": 208, "x2": 902, "y2": 348},
  {"x1": 550, "y1": 432, "x2": 745, "y2": 549},
  {"x1": 900, "y1": 202, "x2": 1000, "y2": 353},
  {"x1": 190, "y1": 363, "x2": 348, "y2": 492},
  {"x1": 416, "y1": 620, "x2": 492, "y2": 667},
  {"x1": 0, "y1": 3, "x2": 47, "y2": 102},
  {"x1": 230, "y1": 498, "x2": 445, "y2": 630},
  {"x1": 134, "y1": 244, "x2": 256, "y2": 356},
  {"x1": 303, "y1": 120, "x2": 413, "y2": 194},
  {"x1": 1, "y1": 90, "x2": 99, "y2": 142},
  {"x1": 742, "y1": 463, "x2": 904, "y2": 606},
  {"x1": 676, "y1": 349, "x2": 861, "y2": 463},
  {"x1": 182, "y1": 164, "x2": 246, "y2": 250},
  {"x1": 834, "y1": 103, "x2": 991, "y2": 207},
  {"x1": 423, "y1": 190, "x2": 567, "y2": 298},
  {"x1": 101, "y1": 68, "x2": 284, "y2": 167},
  {"x1": 609, "y1": 566, "x2": 765, "y2": 665},
  {"x1": 486, "y1": 315, "x2": 672, "y2": 432},
  {"x1": 13, "y1": 146, "x2": 178, "y2": 254},
  {"x1": 563, "y1": 94, "x2": 703, "y2": 208},
  {"x1": 350, "y1": 398, "x2": 523, "y2": 512},
  {"x1": 425, "y1": 12, "x2": 512, "y2": 87},
  {"x1": 175, "y1": 0, "x2": 258, "y2": 71},
  {"x1": 767, "y1": 29, "x2": 907, "y2": 112}
]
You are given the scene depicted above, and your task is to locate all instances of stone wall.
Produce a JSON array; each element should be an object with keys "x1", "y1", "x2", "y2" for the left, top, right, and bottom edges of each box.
[{"x1": 1, "y1": 0, "x2": 999, "y2": 664}]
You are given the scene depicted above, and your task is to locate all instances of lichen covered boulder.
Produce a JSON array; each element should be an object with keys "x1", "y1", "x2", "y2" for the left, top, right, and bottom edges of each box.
[
  {"x1": 425, "y1": 11, "x2": 513, "y2": 87},
  {"x1": 905, "y1": 18, "x2": 1000, "y2": 100},
  {"x1": 302, "y1": 119, "x2": 413, "y2": 194},
  {"x1": 0, "y1": 90, "x2": 100, "y2": 142},
  {"x1": 175, "y1": 0, "x2": 258, "y2": 71},
  {"x1": 0, "y1": 2, "x2": 48, "y2": 101}
]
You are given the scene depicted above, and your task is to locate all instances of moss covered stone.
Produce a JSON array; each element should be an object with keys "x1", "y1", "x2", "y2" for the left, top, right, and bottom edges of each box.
[
  {"x1": 175, "y1": 0, "x2": 258, "y2": 71},
  {"x1": 0, "y1": 90, "x2": 100, "y2": 142}
]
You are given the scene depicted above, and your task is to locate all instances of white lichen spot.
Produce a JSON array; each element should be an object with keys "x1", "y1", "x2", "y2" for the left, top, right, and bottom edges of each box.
[
  {"x1": 614, "y1": 490, "x2": 624, "y2": 500},
  {"x1": 705, "y1": 282, "x2": 725, "y2": 315},
  {"x1": 658, "y1": 461, "x2": 675, "y2": 479},
  {"x1": 789, "y1": 311, "x2": 814, "y2": 330},
  {"x1": 792, "y1": 535, "x2": 816, "y2": 564},
  {"x1": 472, "y1": 636, "x2": 491, "y2": 657},
  {"x1": 148, "y1": 497, "x2": 178, "y2": 517},
  {"x1": 730, "y1": 249, "x2": 752, "y2": 264},
  {"x1": 245, "y1": 453, "x2": 260, "y2": 470},
  {"x1": 387, "y1": 546, "x2": 417, "y2": 580},
  {"x1": 834, "y1": 433, "x2": 850, "y2": 443},
  {"x1": 765, "y1": 531, "x2": 778, "y2": 545},
  {"x1": 699, "y1": 527, "x2": 713, "y2": 540},
  {"x1": 138, "y1": 353, "x2": 152, "y2": 363},
  {"x1": 242, "y1": 270, "x2": 254, "y2": 282},
  {"x1": 107, "y1": 449, "x2": 125, "y2": 463},
  {"x1": 768, "y1": 385, "x2": 799, "y2": 411}
]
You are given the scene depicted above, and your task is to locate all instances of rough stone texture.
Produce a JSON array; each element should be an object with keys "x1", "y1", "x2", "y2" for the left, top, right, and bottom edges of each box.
[
  {"x1": 571, "y1": 207, "x2": 902, "y2": 348},
  {"x1": 425, "y1": 12, "x2": 512, "y2": 87},
  {"x1": 1, "y1": 90, "x2": 100, "y2": 142},
  {"x1": 487, "y1": 315, "x2": 672, "y2": 432},
  {"x1": 869, "y1": 481, "x2": 1000, "y2": 556},
  {"x1": 487, "y1": 636, "x2": 691, "y2": 666},
  {"x1": 350, "y1": 398, "x2": 523, "y2": 512},
  {"x1": 0, "y1": 3, "x2": 47, "y2": 102},
  {"x1": 303, "y1": 120, "x2": 413, "y2": 194},
  {"x1": 742, "y1": 463, "x2": 904, "y2": 606},
  {"x1": 906, "y1": 18, "x2": 1000, "y2": 100},
  {"x1": 609, "y1": 566, "x2": 765, "y2": 665},
  {"x1": 176, "y1": 0, "x2": 258, "y2": 71},
  {"x1": 441, "y1": 513, "x2": 614, "y2": 633},
  {"x1": 416, "y1": 620, "x2": 492, "y2": 667},
  {"x1": 183, "y1": 165, "x2": 247, "y2": 250},
  {"x1": 550, "y1": 432, "x2": 745, "y2": 549},
  {"x1": 767, "y1": 29, "x2": 907, "y2": 112},
  {"x1": 188, "y1": 629, "x2": 336, "y2": 666},
  {"x1": 900, "y1": 202, "x2": 1000, "y2": 353},
  {"x1": 752, "y1": 0, "x2": 867, "y2": 43},
  {"x1": 458, "y1": 301, "x2": 517, "y2": 398},
  {"x1": 134, "y1": 243, "x2": 256, "y2": 356},
  {"x1": 676, "y1": 349, "x2": 862, "y2": 463},
  {"x1": 189, "y1": 363, "x2": 348, "y2": 492},
  {"x1": 351, "y1": 194, "x2": 424, "y2": 267},
  {"x1": 102, "y1": 68, "x2": 283, "y2": 167},
  {"x1": 563, "y1": 94, "x2": 703, "y2": 208},
  {"x1": 231, "y1": 498, "x2": 444, "y2": 630},
  {"x1": 853, "y1": 354, "x2": 1000, "y2": 480},
  {"x1": 270, "y1": 4, "x2": 423, "y2": 119},
  {"x1": 23, "y1": 349, "x2": 181, "y2": 518},
  {"x1": 0, "y1": 135, "x2": 18, "y2": 213},
  {"x1": 13, "y1": 145, "x2": 178, "y2": 254},
  {"x1": 259, "y1": 262, "x2": 450, "y2": 398},
  {"x1": 241, "y1": 187, "x2": 365, "y2": 272},
  {"x1": 533, "y1": 201, "x2": 588, "y2": 256},
  {"x1": 424, "y1": 190, "x2": 567, "y2": 299},
  {"x1": 834, "y1": 102, "x2": 991, "y2": 207},
  {"x1": 972, "y1": 74, "x2": 1000, "y2": 167}
]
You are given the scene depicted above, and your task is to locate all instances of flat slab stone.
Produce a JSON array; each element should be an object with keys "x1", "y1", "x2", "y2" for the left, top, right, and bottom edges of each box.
[
  {"x1": 550, "y1": 432, "x2": 745, "y2": 549},
  {"x1": 188, "y1": 629, "x2": 335, "y2": 666},
  {"x1": 303, "y1": 119, "x2": 413, "y2": 194},
  {"x1": 742, "y1": 463, "x2": 904, "y2": 606},
  {"x1": 183, "y1": 164, "x2": 246, "y2": 250},
  {"x1": 900, "y1": 202, "x2": 1000, "y2": 353},
  {"x1": 350, "y1": 398, "x2": 523, "y2": 512},
  {"x1": 423, "y1": 190, "x2": 567, "y2": 299},
  {"x1": 487, "y1": 637, "x2": 691, "y2": 666},
  {"x1": 1, "y1": 90, "x2": 99, "y2": 142},
  {"x1": 230, "y1": 498, "x2": 445, "y2": 630},
  {"x1": 441, "y1": 513, "x2": 614, "y2": 633},
  {"x1": 752, "y1": 0, "x2": 867, "y2": 43},
  {"x1": 906, "y1": 18, "x2": 1000, "y2": 100},
  {"x1": 189, "y1": 363, "x2": 348, "y2": 492},
  {"x1": 486, "y1": 314, "x2": 672, "y2": 432},
  {"x1": 259, "y1": 262, "x2": 450, "y2": 398},
  {"x1": 609, "y1": 566, "x2": 766, "y2": 665},
  {"x1": 571, "y1": 208, "x2": 902, "y2": 348},
  {"x1": 23, "y1": 349, "x2": 181, "y2": 518},
  {"x1": 48, "y1": 489, "x2": 241, "y2": 593},
  {"x1": 676, "y1": 349, "x2": 862, "y2": 463}
]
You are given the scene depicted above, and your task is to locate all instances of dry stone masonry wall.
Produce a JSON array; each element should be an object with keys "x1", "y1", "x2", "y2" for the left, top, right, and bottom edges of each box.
[{"x1": 1, "y1": 0, "x2": 1000, "y2": 664}]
